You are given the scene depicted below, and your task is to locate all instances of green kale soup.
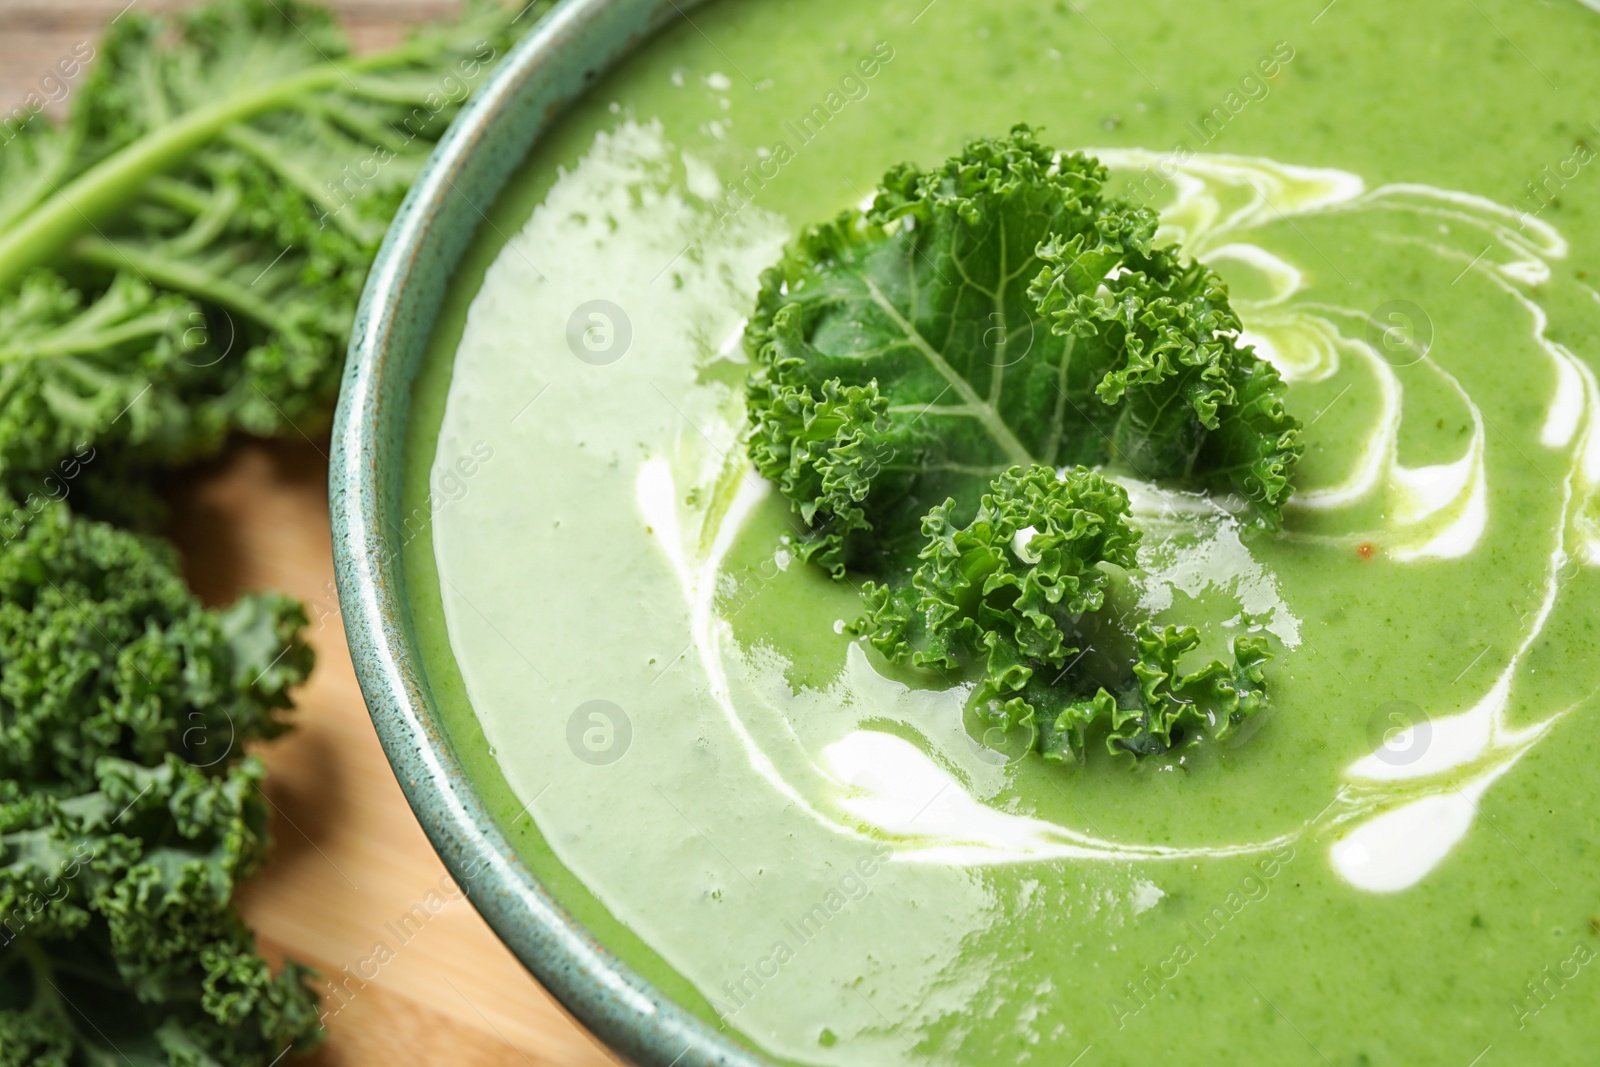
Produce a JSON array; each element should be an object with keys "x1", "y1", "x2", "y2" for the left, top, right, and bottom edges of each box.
[{"x1": 401, "y1": 1, "x2": 1600, "y2": 1063}]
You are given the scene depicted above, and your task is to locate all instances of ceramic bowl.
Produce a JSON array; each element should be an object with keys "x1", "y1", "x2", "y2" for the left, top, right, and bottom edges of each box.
[{"x1": 330, "y1": 2, "x2": 767, "y2": 1063}]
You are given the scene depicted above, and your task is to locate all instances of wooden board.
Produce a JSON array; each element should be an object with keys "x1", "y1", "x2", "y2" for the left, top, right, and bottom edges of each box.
[
  {"x1": 3, "y1": 3, "x2": 627, "y2": 1063},
  {"x1": 166, "y1": 439, "x2": 625, "y2": 1067}
]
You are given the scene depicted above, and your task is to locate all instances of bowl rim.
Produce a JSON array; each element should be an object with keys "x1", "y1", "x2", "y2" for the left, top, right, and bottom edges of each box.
[{"x1": 330, "y1": 3, "x2": 770, "y2": 1064}]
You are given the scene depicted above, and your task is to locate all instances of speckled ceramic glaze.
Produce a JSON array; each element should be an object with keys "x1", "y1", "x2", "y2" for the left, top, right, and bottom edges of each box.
[{"x1": 329, "y1": 3, "x2": 769, "y2": 1064}]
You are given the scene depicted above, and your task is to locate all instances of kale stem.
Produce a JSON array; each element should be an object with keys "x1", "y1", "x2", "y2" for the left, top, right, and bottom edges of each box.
[
  {"x1": 0, "y1": 308, "x2": 173, "y2": 365},
  {"x1": 1042, "y1": 333, "x2": 1077, "y2": 467},
  {"x1": 0, "y1": 67, "x2": 338, "y2": 293},
  {"x1": 0, "y1": 46, "x2": 425, "y2": 293},
  {"x1": 71, "y1": 236, "x2": 289, "y2": 332}
]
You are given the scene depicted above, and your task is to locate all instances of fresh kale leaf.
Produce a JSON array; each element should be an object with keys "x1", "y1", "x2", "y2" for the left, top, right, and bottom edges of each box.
[
  {"x1": 860, "y1": 464, "x2": 1138, "y2": 696},
  {"x1": 1030, "y1": 236, "x2": 1301, "y2": 515},
  {"x1": 858, "y1": 466, "x2": 1271, "y2": 763},
  {"x1": 0, "y1": 0, "x2": 535, "y2": 494},
  {"x1": 745, "y1": 125, "x2": 1300, "y2": 578},
  {"x1": 0, "y1": 270, "x2": 198, "y2": 485},
  {"x1": 1032, "y1": 623, "x2": 1272, "y2": 764},
  {"x1": 746, "y1": 128, "x2": 1293, "y2": 766},
  {"x1": 0, "y1": 0, "x2": 549, "y2": 1061},
  {"x1": 0, "y1": 502, "x2": 319, "y2": 1064}
]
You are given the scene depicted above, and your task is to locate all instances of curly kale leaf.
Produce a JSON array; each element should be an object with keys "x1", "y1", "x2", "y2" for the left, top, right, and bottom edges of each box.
[
  {"x1": 0, "y1": 0, "x2": 538, "y2": 492},
  {"x1": 746, "y1": 128, "x2": 1291, "y2": 767},
  {"x1": 746, "y1": 335, "x2": 892, "y2": 576},
  {"x1": 0, "y1": 271, "x2": 200, "y2": 483},
  {"x1": 1031, "y1": 239, "x2": 1302, "y2": 516},
  {"x1": 0, "y1": 502, "x2": 322, "y2": 1064},
  {"x1": 0, "y1": 504, "x2": 311, "y2": 792},
  {"x1": 0, "y1": 756, "x2": 325, "y2": 1066},
  {"x1": 860, "y1": 464, "x2": 1138, "y2": 687},
  {"x1": 0, "y1": 1008, "x2": 72, "y2": 1067},
  {"x1": 746, "y1": 128, "x2": 1142, "y2": 573},
  {"x1": 860, "y1": 467, "x2": 1272, "y2": 764},
  {"x1": 1034, "y1": 624, "x2": 1272, "y2": 763},
  {"x1": 745, "y1": 126, "x2": 1302, "y2": 579}
]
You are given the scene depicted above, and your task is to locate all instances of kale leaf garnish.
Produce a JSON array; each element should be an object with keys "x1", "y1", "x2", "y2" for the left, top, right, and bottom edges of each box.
[{"x1": 746, "y1": 127, "x2": 1298, "y2": 763}]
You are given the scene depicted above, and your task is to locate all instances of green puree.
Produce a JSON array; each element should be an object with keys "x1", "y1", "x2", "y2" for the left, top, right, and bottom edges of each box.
[{"x1": 403, "y1": 1, "x2": 1600, "y2": 1064}]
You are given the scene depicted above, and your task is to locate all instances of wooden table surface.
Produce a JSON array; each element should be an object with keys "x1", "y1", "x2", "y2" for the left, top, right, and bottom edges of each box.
[{"x1": 3, "y1": 4, "x2": 626, "y2": 1065}]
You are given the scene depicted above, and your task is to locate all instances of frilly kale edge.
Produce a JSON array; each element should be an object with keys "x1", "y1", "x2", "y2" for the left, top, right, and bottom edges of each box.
[
  {"x1": 745, "y1": 127, "x2": 1295, "y2": 768},
  {"x1": 0, "y1": 503, "x2": 321, "y2": 1064},
  {"x1": 857, "y1": 465, "x2": 1273, "y2": 764},
  {"x1": 0, "y1": 0, "x2": 551, "y2": 1060}
]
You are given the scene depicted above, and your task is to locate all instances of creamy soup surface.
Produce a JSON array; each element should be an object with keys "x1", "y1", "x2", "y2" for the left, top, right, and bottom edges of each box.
[{"x1": 404, "y1": 1, "x2": 1600, "y2": 1063}]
